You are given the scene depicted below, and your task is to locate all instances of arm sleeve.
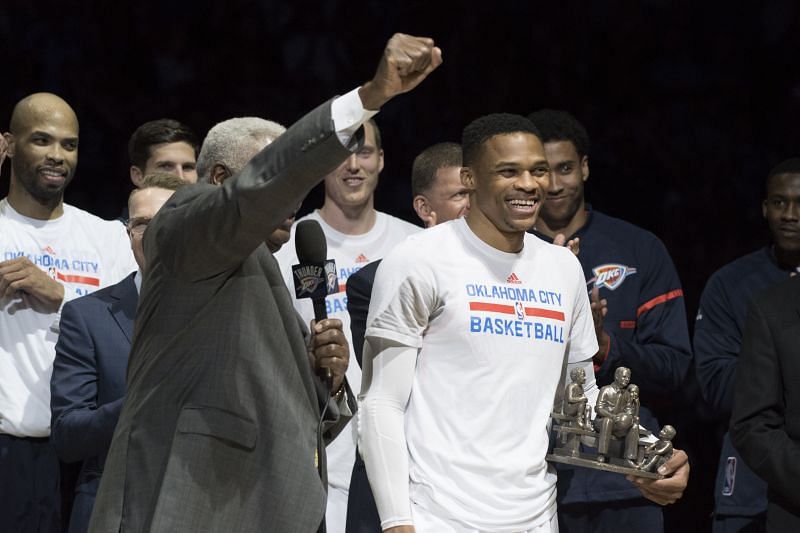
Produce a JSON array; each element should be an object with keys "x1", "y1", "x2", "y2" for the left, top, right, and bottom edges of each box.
[
  {"x1": 730, "y1": 298, "x2": 800, "y2": 510},
  {"x1": 50, "y1": 302, "x2": 124, "y2": 462},
  {"x1": 358, "y1": 244, "x2": 436, "y2": 529},
  {"x1": 597, "y1": 237, "x2": 691, "y2": 396},
  {"x1": 358, "y1": 339, "x2": 418, "y2": 530},
  {"x1": 692, "y1": 274, "x2": 741, "y2": 420}
]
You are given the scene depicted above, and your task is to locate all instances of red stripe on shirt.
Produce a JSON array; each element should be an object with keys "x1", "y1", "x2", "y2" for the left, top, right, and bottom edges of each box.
[
  {"x1": 469, "y1": 302, "x2": 514, "y2": 314},
  {"x1": 56, "y1": 273, "x2": 100, "y2": 287},
  {"x1": 524, "y1": 307, "x2": 566, "y2": 321},
  {"x1": 469, "y1": 302, "x2": 565, "y2": 322},
  {"x1": 636, "y1": 289, "x2": 683, "y2": 317}
]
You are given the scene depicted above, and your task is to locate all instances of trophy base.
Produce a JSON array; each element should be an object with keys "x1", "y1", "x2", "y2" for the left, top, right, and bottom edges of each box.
[{"x1": 546, "y1": 449, "x2": 663, "y2": 479}]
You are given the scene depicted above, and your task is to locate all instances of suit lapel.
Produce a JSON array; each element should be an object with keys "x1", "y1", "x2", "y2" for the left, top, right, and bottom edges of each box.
[{"x1": 108, "y1": 273, "x2": 139, "y2": 343}]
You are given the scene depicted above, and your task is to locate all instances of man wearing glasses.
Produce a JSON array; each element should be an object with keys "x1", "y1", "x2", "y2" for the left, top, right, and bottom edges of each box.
[{"x1": 50, "y1": 172, "x2": 186, "y2": 533}]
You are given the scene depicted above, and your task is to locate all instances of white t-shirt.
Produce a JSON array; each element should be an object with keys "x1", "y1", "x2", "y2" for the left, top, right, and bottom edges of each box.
[
  {"x1": 0, "y1": 199, "x2": 137, "y2": 437},
  {"x1": 275, "y1": 209, "x2": 420, "y2": 487},
  {"x1": 363, "y1": 218, "x2": 598, "y2": 531}
]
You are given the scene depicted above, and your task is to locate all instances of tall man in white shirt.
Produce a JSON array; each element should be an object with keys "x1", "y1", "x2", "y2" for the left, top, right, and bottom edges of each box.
[
  {"x1": 345, "y1": 141, "x2": 469, "y2": 532},
  {"x1": 0, "y1": 92, "x2": 137, "y2": 533},
  {"x1": 276, "y1": 115, "x2": 420, "y2": 533}
]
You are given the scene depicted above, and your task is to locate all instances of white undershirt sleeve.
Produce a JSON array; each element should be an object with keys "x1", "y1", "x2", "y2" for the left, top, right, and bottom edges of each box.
[
  {"x1": 331, "y1": 87, "x2": 379, "y2": 145},
  {"x1": 358, "y1": 336, "x2": 418, "y2": 530}
]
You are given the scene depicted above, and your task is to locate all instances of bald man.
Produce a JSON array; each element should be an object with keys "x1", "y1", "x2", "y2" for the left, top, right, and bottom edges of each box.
[{"x1": 0, "y1": 93, "x2": 136, "y2": 532}]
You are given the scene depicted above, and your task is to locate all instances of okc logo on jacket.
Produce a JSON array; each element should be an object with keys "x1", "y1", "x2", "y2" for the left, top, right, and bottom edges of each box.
[{"x1": 588, "y1": 263, "x2": 637, "y2": 290}]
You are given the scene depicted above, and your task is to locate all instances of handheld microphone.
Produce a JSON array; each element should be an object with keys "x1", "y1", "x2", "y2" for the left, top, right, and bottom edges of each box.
[{"x1": 292, "y1": 219, "x2": 338, "y2": 387}]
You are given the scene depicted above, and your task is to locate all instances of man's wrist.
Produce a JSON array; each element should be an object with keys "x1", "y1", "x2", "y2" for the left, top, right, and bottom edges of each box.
[
  {"x1": 331, "y1": 382, "x2": 346, "y2": 400},
  {"x1": 358, "y1": 81, "x2": 389, "y2": 111}
]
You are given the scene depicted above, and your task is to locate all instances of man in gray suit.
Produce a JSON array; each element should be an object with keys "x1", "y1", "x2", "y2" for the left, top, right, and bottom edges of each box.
[{"x1": 88, "y1": 34, "x2": 442, "y2": 533}]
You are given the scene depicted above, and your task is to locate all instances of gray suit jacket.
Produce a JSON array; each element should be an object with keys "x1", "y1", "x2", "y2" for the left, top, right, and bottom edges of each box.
[{"x1": 89, "y1": 99, "x2": 358, "y2": 533}]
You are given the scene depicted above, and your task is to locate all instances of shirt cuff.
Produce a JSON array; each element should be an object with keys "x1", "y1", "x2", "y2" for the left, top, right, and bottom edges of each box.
[
  {"x1": 335, "y1": 387, "x2": 353, "y2": 417},
  {"x1": 331, "y1": 87, "x2": 379, "y2": 146}
]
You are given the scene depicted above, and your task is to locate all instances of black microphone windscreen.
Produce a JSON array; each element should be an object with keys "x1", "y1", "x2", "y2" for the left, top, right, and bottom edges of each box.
[{"x1": 295, "y1": 219, "x2": 327, "y2": 264}]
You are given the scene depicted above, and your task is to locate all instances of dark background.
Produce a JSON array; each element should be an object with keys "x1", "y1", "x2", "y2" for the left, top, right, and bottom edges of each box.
[{"x1": 3, "y1": 1, "x2": 798, "y2": 530}]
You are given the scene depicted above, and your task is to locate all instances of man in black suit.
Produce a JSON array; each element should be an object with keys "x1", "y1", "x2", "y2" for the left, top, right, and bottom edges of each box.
[{"x1": 731, "y1": 275, "x2": 800, "y2": 531}]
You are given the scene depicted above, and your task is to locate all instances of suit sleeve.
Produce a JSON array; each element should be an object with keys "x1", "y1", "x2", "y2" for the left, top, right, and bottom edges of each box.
[
  {"x1": 693, "y1": 273, "x2": 741, "y2": 420},
  {"x1": 147, "y1": 99, "x2": 359, "y2": 281},
  {"x1": 51, "y1": 301, "x2": 124, "y2": 463},
  {"x1": 319, "y1": 379, "x2": 357, "y2": 445},
  {"x1": 598, "y1": 236, "x2": 691, "y2": 396},
  {"x1": 730, "y1": 297, "x2": 800, "y2": 510}
]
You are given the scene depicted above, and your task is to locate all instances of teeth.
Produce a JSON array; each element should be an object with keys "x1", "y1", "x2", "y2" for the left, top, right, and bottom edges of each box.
[
  {"x1": 41, "y1": 169, "x2": 64, "y2": 177},
  {"x1": 509, "y1": 199, "x2": 537, "y2": 206}
]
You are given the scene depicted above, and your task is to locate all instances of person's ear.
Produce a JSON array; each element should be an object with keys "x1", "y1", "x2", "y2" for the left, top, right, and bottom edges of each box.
[
  {"x1": 4, "y1": 132, "x2": 16, "y2": 158},
  {"x1": 413, "y1": 194, "x2": 435, "y2": 227},
  {"x1": 581, "y1": 155, "x2": 590, "y2": 182},
  {"x1": 211, "y1": 163, "x2": 231, "y2": 185},
  {"x1": 130, "y1": 166, "x2": 144, "y2": 187},
  {"x1": 461, "y1": 166, "x2": 475, "y2": 190}
]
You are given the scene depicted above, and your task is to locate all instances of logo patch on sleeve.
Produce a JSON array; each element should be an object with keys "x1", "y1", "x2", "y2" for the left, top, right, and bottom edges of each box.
[
  {"x1": 587, "y1": 264, "x2": 637, "y2": 290},
  {"x1": 722, "y1": 456, "x2": 736, "y2": 496}
]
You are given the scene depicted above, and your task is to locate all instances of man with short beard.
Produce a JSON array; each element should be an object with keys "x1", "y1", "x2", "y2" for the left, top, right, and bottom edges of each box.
[{"x1": 0, "y1": 93, "x2": 136, "y2": 533}]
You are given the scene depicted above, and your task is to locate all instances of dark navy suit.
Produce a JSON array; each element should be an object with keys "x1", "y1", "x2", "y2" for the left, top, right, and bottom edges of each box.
[{"x1": 50, "y1": 272, "x2": 137, "y2": 533}]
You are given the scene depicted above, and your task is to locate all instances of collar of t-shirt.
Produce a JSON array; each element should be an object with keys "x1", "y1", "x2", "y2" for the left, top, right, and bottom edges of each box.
[
  {"x1": 0, "y1": 198, "x2": 67, "y2": 228},
  {"x1": 312, "y1": 209, "x2": 388, "y2": 247},
  {"x1": 455, "y1": 217, "x2": 529, "y2": 261}
]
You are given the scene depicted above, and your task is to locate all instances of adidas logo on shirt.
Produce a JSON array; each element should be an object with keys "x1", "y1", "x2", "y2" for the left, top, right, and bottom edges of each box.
[
  {"x1": 355, "y1": 253, "x2": 369, "y2": 263},
  {"x1": 506, "y1": 272, "x2": 522, "y2": 284}
]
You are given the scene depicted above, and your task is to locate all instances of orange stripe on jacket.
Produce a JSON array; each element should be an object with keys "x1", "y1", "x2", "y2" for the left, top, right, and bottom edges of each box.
[{"x1": 636, "y1": 289, "x2": 683, "y2": 317}]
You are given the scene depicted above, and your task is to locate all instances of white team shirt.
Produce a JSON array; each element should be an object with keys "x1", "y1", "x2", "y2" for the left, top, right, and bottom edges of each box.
[
  {"x1": 362, "y1": 218, "x2": 598, "y2": 531},
  {"x1": 0, "y1": 199, "x2": 137, "y2": 437},
  {"x1": 275, "y1": 209, "x2": 420, "y2": 488}
]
